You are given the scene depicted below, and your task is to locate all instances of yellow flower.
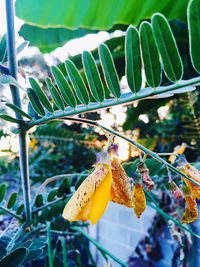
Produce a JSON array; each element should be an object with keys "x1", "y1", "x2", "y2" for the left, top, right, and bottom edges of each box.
[
  {"x1": 133, "y1": 183, "x2": 146, "y2": 218},
  {"x1": 62, "y1": 153, "x2": 112, "y2": 225},
  {"x1": 181, "y1": 196, "x2": 198, "y2": 224},
  {"x1": 29, "y1": 138, "x2": 38, "y2": 151},
  {"x1": 110, "y1": 157, "x2": 133, "y2": 208}
]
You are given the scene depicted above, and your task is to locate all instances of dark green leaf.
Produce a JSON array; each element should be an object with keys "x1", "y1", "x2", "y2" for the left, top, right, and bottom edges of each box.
[
  {"x1": 151, "y1": 13, "x2": 183, "y2": 82},
  {"x1": 98, "y1": 44, "x2": 121, "y2": 98},
  {"x1": 47, "y1": 189, "x2": 57, "y2": 202},
  {"x1": 7, "y1": 192, "x2": 18, "y2": 209},
  {"x1": 46, "y1": 77, "x2": 65, "y2": 111},
  {"x1": 139, "y1": 22, "x2": 162, "y2": 88},
  {"x1": 0, "y1": 183, "x2": 7, "y2": 203},
  {"x1": 51, "y1": 66, "x2": 77, "y2": 108},
  {"x1": 82, "y1": 50, "x2": 105, "y2": 102},
  {"x1": 0, "y1": 35, "x2": 7, "y2": 64},
  {"x1": 125, "y1": 26, "x2": 142, "y2": 94},
  {"x1": 65, "y1": 60, "x2": 90, "y2": 105},
  {"x1": 187, "y1": 0, "x2": 200, "y2": 73},
  {"x1": 0, "y1": 114, "x2": 24, "y2": 124},
  {"x1": 35, "y1": 194, "x2": 43, "y2": 207},
  {"x1": 29, "y1": 77, "x2": 53, "y2": 113},
  {"x1": 5, "y1": 103, "x2": 32, "y2": 119},
  {"x1": 0, "y1": 247, "x2": 27, "y2": 267},
  {"x1": 27, "y1": 88, "x2": 45, "y2": 116},
  {"x1": 16, "y1": 204, "x2": 24, "y2": 215}
]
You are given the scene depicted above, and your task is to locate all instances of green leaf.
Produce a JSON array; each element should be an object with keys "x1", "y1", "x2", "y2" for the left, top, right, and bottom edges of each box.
[
  {"x1": 5, "y1": 103, "x2": 32, "y2": 120},
  {"x1": 15, "y1": 0, "x2": 188, "y2": 30},
  {"x1": 16, "y1": 204, "x2": 24, "y2": 215},
  {"x1": 47, "y1": 189, "x2": 57, "y2": 202},
  {"x1": 0, "y1": 184, "x2": 7, "y2": 203},
  {"x1": 82, "y1": 50, "x2": 105, "y2": 103},
  {"x1": 51, "y1": 66, "x2": 77, "y2": 108},
  {"x1": 65, "y1": 60, "x2": 90, "y2": 105},
  {"x1": 98, "y1": 44, "x2": 121, "y2": 98},
  {"x1": 27, "y1": 88, "x2": 45, "y2": 116},
  {"x1": 151, "y1": 13, "x2": 183, "y2": 82},
  {"x1": 0, "y1": 114, "x2": 24, "y2": 124},
  {"x1": 0, "y1": 35, "x2": 7, "y2": 64},
  {"x1": 19, "y1": 24, "x2": 97, "y2": 53},
  {"x1": 29, "y1": 77, "x2": 53, "y2": 113},
  {"x1": 16, "y1": 41, "x2": 29, "y2": 55},
  {"x1": 187, "y1": 0, "x2": 200, "y2": 73},
  {"x1": 0, "y1": 247, "x2": 28, "y2": 267},
  {"x1": 0, "y1": 75, "x2": 25, "y2": 90},
  {"x1": 46, "y1": 77, "x2": 65, "y2": 111},
  {"x1": 7, "y1": 192, "x2": 18, "y2": 209},
  {"x1": 139, "y1": 22, "x2": 162, "y2": 88},
  {"x1": 35, "y1": 194, "x2": 43, "y2": 207},
  {"x1": 125, "y1": 26, "x2": 142, "y2": 94}
]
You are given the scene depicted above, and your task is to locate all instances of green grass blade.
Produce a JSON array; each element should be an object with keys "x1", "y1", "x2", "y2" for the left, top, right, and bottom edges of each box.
[
  {"x1": 29, "y1": 77, "x2": 53, "y2": 113},
  {"x1": 60, "y1": 237, "x2": 68, "y2": 267},
  {"x1": 82, "y1": 50, "x2": 105, "y2": 102},
  {"x1": 139, "y1": 22, "x2": 162, "y2": 88},
  {"x1": 5, "y1": 103, "x2": 32, "y2": 119},
  {"x1": 51, "y1": 66, "x2": 77, "y2": 108},
  {"x1": 65, "y1": 60, "x2": 90, "y2": 105},
  {"x1": 47, "y1": 222, "x2": 53, "y2": 267},
  {"x1": 151, "y1": 13, "x2": 183, "y2": 82},
  {"x1": 125, "y1": 25, "x2": 142, "y2": 94},
  {"x1": 27, "y1": 88, "x2": 45, "y2": 116},
  {"x1": 188, "y1": 0, "x2": 200, "y2": 73},
  {"x1": 46, "y1": 77, "x2": 65, "y2": 111},
  {"x1": 98, "y1": 44, "x2": 121, "y2": 99}
]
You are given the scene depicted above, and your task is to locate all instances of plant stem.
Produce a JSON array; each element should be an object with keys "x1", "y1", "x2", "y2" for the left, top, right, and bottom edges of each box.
[
  {"x1": 60, "y1": 236, "x2": 68, "y2": 267},
  {"x1": 61, "y1": 117, "x2": 200, "y2": 187},
  {"x1": 0, "y1": 206, "x2": 22, "y2": 220},
  {"x1": 5, "y1": 0, "x2": 32, "y2": 222},
  {"x1": 47, "y1": 222, "x2": 54, "y2": 267}
]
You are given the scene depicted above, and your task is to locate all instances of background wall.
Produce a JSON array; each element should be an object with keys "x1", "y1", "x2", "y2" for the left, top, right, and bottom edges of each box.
[{"x1": 89, "y1": 202, "x2": 156, "y2": 266}]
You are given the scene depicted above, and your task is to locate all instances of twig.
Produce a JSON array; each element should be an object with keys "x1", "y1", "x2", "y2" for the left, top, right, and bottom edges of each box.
[{"x1": 0, "y1": 206, "x2": 22, "y2": 220}]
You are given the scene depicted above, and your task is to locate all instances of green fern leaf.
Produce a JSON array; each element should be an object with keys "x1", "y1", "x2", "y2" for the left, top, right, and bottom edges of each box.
[
  {"x1": 98, "y1": 44, "x2": 121, "y2": 99},
  {"x1": 65, "y1": 60, "x2": 90, "y2": 105},
  {"x1": 51, "y1": 66, "x2": 77, "y2": 108},
  {"x1": 5, "y1": 103, "x2": 32, "y2": 119},
  {"x1": 188, "y1": 0, "x2": 200, "y2": 73},
  {"x1": 7, "y1": 192, "x2": 18, "y2": 209},
  {"x1": 139, "y1": 22, "x2": 162, "y2": 88},
  {"x1": 0, "y1": 114, "x2": 24, "y2": 124},
  {"x1": 27, "y1": 88, "x2": 45, "y2": 116},
  {"x1": 46, "y1": 77, "x2": 65, "y2": 111},
  {"x1": 151, "y1": 13, "x2": 183, "y2": 82},
  {"x1": 125, "y1": 25, "x2": 142, "y2": 94},
  {"x1": 29, "y1": 77, "x2": 53, "y2": 113},
  {"x1": 82, "y1": 50, "x2": 105, "y2": 102}
]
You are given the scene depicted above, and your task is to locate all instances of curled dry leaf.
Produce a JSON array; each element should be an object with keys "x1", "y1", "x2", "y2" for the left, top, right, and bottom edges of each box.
[
  {"x1": 110, "y1": 157, "x2": 133, "y2": 208},
  {"x1": 133, "y1": 183, "x2": 146, "y2": 218}
]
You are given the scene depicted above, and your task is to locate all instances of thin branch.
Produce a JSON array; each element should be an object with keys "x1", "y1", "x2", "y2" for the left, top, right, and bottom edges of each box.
[
  {"x1": 59, "y1": 116, "x2": 200, "y2": 188},
  {"x1": 0, "y1": 206, "x2": 22, "y2": 220}
]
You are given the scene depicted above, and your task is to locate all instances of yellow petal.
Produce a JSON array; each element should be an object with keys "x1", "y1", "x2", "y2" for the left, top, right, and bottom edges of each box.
[
  {"x1": 62, "y1": 164, "x2": 109, "y2": 222},
  {"x1": 89, "y1": 165, "x2": 112, "y2": 224},
  {"x1": 110, "y1": 157, "x2": 133, "y2": 208}
]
